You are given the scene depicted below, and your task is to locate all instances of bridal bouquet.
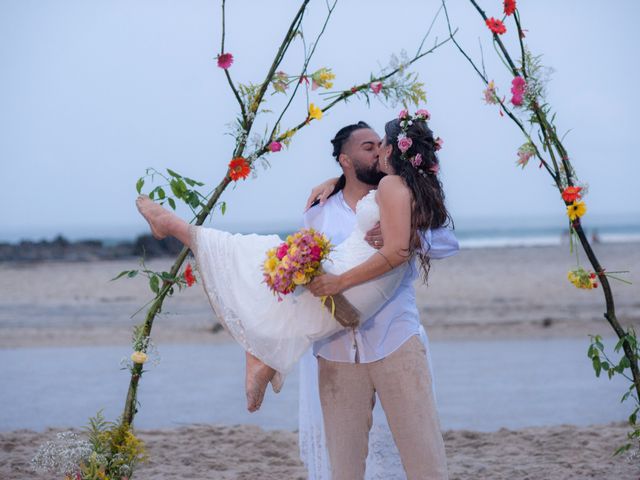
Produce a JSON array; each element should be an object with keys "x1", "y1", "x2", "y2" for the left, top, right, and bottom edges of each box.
[{"x1": 263, "y1": 228, "x2": 332, "y2": 299}]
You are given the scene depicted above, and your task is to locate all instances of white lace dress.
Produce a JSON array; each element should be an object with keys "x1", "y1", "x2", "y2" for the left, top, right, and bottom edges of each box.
[{"x1": 190, "y1": 190, "x2": 407, "y2": 375}]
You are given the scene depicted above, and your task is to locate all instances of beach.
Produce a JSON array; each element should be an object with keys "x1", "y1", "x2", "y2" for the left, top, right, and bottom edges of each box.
[{"x1": 1, "y1": 242, "x2": 639, "y2": 478}]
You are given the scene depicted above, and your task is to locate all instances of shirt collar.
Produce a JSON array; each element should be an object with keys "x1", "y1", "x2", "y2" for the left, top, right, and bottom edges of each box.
[{"x1": 336, "y1": 190, "x2": 356, "y2": 215}]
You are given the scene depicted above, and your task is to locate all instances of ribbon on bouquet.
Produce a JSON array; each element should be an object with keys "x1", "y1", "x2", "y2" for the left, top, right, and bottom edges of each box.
[
  {"x1": 321, "y1": 293, "x2": 360, "y2": 328},
  {"x1": 320, "y1": 295, "x2": 337, "y2": 318}
]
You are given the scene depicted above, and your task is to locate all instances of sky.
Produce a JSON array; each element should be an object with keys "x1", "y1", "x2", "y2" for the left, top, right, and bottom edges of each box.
[{"x1": 1, "y1": 0, "x2": 639, "y2": 241}]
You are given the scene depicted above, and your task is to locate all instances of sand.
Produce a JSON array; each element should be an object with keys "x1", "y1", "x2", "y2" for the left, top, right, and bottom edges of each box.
[
  {"x1": 1, "y1": 242, "x2": 639, "y2": 478},
  {"x1": 2, "y1": 423, "x2": 638, "y2": 479},
  {"x1": 1, "y1": 242, "x2": 638, "y2": 347}
]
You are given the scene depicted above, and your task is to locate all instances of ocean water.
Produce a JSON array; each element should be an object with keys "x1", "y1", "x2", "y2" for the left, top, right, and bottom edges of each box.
[
  {"x1": 2, "y1": 216, "x2": 640, "y2": 250},
  {"x1": 0, "y1": 338, "x2": 631, "y2": 432},
  {"x1": 454, "y1": 223, "x2": 640, "y2": 249}
]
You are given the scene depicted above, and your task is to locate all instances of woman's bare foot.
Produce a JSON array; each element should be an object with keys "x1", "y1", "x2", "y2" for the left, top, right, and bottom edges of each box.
[
  {"x1": 245, "y1": 352, "x2": 276, "y2": 412},
  {"x1": 135, "y1": 195, "x2": 172, "y2": 239}
]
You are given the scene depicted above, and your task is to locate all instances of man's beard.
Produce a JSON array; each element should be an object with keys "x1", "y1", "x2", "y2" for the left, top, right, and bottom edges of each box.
[{"x1": 354, "y1": 161, "x2": 386, "y2": 186}]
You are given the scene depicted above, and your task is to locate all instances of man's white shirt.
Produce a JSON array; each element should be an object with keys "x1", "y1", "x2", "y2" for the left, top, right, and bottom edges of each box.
[{"x1": 303, "y1": 189, "x2": 459, "y2": 363}]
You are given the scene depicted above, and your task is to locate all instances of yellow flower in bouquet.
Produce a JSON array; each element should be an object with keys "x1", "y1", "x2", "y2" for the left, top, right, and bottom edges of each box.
[
  {"x1": 293, "y1": 271, "x2": 309, "y2": 285},
  {"x1": 263, "y1": 255, "x2": 278, "y2": 273}
]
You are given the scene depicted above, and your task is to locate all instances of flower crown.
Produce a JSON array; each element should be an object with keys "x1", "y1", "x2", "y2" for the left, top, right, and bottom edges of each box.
[{"x1": 397, "y1": 109, "x2": 443, "y2": 176}]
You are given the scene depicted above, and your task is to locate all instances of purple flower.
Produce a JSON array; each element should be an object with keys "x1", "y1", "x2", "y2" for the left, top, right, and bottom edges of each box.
[
  {"x1": 411, "y1": 153, "x2": 423, "y2": 167},
  {"x1": 269, "y1": 141, "x2": 282, "y2": 152}
]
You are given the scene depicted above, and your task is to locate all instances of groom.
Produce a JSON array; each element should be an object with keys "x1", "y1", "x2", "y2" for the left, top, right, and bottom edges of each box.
[{"x1": 304, "y1": 121, "x2": 457, "y2": 479}]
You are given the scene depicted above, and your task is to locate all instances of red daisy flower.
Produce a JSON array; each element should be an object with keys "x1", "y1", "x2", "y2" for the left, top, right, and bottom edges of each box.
[
  {"x1": 504, "y1": 0, "x2": 516, "y2": 16},
  {"x1": 228, "y1": 157, "x2": 251, "y2": 181},
  {"x1": 486, "y1": 17, "x2": 507, "y2": 35},
  {"x1": 217, "y1": 53, "x2": 234, "y2": 69},
  {"x1": 184, "y1": 263, "x2": 196, "y2": 287}
]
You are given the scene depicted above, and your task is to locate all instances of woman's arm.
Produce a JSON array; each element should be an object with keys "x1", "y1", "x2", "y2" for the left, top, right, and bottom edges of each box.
[
  {"x1": 308, "y1": 175, "x2": 412, "y2": 296},
  {"x1": 304, "y1": 176, "x2": 340, "y2": 211}
]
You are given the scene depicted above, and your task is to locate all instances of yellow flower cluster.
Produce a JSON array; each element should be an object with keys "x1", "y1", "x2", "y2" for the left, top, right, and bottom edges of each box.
[
  {"x1": 78, "y1": 417, "x2": 148, "y2": 480},
  {"x1": 309, "y1": 103, "x2": 323, "y2": 121},
  {"x1": 567, "y1": 267, "x2": 598, "y2": 290},
  {"x1": 311, "y1": 67, "x2": 335, "y2": 89},
  {"x1": 281, "y1": 128, "x2": 296, "y2": 147}
]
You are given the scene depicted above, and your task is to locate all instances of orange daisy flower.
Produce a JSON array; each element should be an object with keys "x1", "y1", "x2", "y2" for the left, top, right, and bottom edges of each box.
[
  {"x1": 561, "y1": 186, "x2": 582, "y2": 203},
  {"x1": 228, "y1": 157, "x2": 250, "y2": 181}
]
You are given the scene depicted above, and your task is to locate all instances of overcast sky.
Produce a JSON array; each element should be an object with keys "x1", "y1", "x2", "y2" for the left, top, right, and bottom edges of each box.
[{"x1": 1, "y1": 0, "x2": 639, "y2": 241}]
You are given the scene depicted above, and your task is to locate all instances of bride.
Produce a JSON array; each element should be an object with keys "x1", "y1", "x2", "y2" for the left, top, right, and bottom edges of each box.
[{"x1": 136, "y1": 110, "x2": 451, "y2": 416}]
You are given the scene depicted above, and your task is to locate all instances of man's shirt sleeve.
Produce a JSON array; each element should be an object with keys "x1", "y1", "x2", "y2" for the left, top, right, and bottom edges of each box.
[{"x1": 420, "y1": 227, "x2": 460, "y2": 259}]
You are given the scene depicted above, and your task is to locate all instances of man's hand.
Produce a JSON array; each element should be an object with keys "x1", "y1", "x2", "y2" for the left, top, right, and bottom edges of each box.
[
  {"x1": 308, "y1": 273, "x2": 345, "y2": 297},
  {"x1": 364, "y1": 222, "x2": 384, "y2": 249},
  {"x1": 304, "y1": 177, "x2": 340, "y2": 211}
]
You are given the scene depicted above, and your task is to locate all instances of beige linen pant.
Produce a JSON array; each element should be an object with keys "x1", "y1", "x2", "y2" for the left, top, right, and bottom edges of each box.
[{"x1": 318, "y1": 335, "x2": 449, "y2": 480}]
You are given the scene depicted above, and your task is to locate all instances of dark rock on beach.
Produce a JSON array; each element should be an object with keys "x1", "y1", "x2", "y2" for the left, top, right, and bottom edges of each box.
[{"x1": 0, "y1": 234, "x2": 183, "y2": 263}]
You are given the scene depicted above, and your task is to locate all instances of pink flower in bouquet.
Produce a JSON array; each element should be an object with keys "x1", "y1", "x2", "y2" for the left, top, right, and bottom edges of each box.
[
  {"x1": 310, "y1": 245, "x2": 322, "y2": 261},
  {"x1": 511, "y1": 76, "x2": 526, "y2": 93},
  {"x1": 511, "y1": 93, "x2": 524, "y2": 106},
  {"x1": 269, "y1": 141, "x2": 282, "y2": 152},
  {"x1": 415, "y1": 109, "x2": 431, "y2": 120},
  {"x1": 434, "y1": 137, "x2": 444, "y2": 151},
  {"x1": 398, "y1": 109, "x2": 409, "y2": 120},
  {"x1": 397, "y1": 134, "x2": 413, "y2": 153},
  {"x1": 370, "y1": 81, "x2": 383, "y2": 94},
  {"x1": 276, "y1": 243, "x2": 289, "y2": 260},
  {"x1": 217, "y1": 53, "x2": 234, "y2": 69}
]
